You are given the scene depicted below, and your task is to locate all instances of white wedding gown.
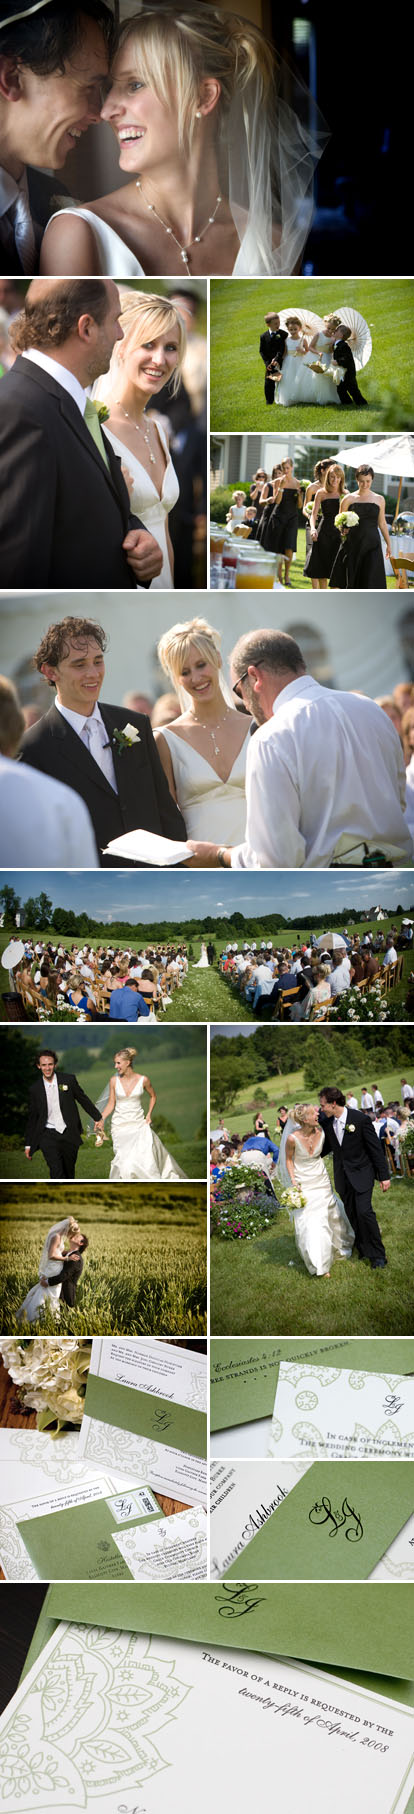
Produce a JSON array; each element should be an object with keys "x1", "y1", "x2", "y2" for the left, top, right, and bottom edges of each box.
[
  {"x1": 43, "y1": 207, "x2": 266, "y2": 277},
  {"x1": 287, "y1": 1131, "x2": 354, "y2": 1276},
  {"x1": 193, "y1": 944, "x2": 209, "y2": 968},
  {"x1": 277, "y1": 334, "x2": 340, "y2": 408},
  {"x1": 17, "y1": 1258, "x2": 62, "y2": 1325},
  {"x1": 159, "y1": 725, "x2": 250, "y2": 842},
  {"x1": 104, "y1": 423, "x2": 179, "y2": 589},
  {"x1": 109, "y1": 1075, "x2": 187, "y2": 1181}
]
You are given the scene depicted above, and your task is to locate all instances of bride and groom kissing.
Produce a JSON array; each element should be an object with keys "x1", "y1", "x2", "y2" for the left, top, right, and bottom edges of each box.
[
  {"x1": 279, "y1": 1087, "x2": 390, "y2": 1278},
  {"x1": 17, "y1": 1215, "x2": 88, "y2": 1325}
]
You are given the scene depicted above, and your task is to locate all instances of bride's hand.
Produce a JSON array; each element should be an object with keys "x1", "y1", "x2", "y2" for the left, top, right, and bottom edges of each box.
[{"x1": 121, "y1": 463, "x2": 134, "y2": 497}]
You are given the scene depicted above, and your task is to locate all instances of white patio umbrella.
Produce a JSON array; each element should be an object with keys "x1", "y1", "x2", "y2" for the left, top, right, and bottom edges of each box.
[
  {"x1": 341, "y1": 435, "x2": 414, "y2": 522},
  {"x1": 315, "y1": 932, "x2": 347, "y2": 952},
  {"x1": 331, "y1": 306, "x2": 372, "y2": 370}
]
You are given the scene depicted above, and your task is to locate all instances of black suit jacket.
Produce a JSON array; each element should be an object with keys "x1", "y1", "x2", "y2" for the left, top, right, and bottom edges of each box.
[
  {"x1": 319, "y1": 1108, "x2": 389, "y2": 1193},
  {"x1": 0, "y1": 170, "x2": 69, "y2": 275},
  {"x1": 0, "y1": 356, "x2": 150, "y2": 587},
  {"x1": 259, "y1": 329, "x2": 288, "y2": 370},
  {"x1": 55, "y1": 1252, "x2": 84, "y2": 1308},
  {"x1": 25, "y1": 1069, "x2": 100, "y2": 1156},
  {"x1": 332, "y1": 338, "x2": 357, "y2": 380},
  {"x1": 21, "y1": 702, "x2": 187, "y2": 866}
]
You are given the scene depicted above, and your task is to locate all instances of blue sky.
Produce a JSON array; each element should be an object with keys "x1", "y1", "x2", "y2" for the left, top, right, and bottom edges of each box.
[{"x1": 2, "y1": 870, "x2": 413, "y2": 924}]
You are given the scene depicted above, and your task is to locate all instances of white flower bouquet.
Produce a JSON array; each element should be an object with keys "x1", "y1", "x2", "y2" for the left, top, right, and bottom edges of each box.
[
  {"x1": 334, "y1": 509, "x2": 360, "y2": 540},
  {"x1": 0, "y1": 1337, "x2": 91, "y2": 1434},
  {"x1": 278, "y1": 1186, "x2": 307, "y2": 1214}
]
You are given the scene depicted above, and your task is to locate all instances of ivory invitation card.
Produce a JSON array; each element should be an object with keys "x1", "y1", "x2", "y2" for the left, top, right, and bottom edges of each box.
[
  {"x1": 268, "y1": 1363, "x2": 414, "y2": 1459},
  {"x1": 210, "y1": 1458, "x2": 311, "y2": 1578},
  {"x1": 210, "y1": 1338, "x2": 414, "y2": 1440},
  {"x1": 113, "y1": 1505, "x2": 208, "y2": 1580},
  {"x1": 1, "y1": 1621, "x2": 413, "y2": 1813},
  {"x1": 77, "y1": 1338, "x2": 207, "y2": 1504}
]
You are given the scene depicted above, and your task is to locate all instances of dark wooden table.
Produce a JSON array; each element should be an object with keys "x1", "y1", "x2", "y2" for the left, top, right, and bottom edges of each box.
[{"x1": 0, "y1": 1585, "x2": 47, "y2": 1712}]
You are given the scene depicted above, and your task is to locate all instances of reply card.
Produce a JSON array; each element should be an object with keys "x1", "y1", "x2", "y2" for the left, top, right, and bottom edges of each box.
[
  {"x1": 210, "y1": 1458, "x2": 312, "y2": 1578},
  {"x1": 1, "y1": 1621, "x2": 413, "y2": 1813},
  {"x1": 15, "y1": 1481, "x2": 162, "y2": 1581},
  {"x1": 0, "y1": 1429, "x2": 137, "y2": 1583},
  {"x1": 268, "y1": 1363, "x2": 414, "y2": 1459},
  {"x1": 113, "y1": 1505, "x2": 207, "y2": 1580},
  {"x1": 77, "y1": 1337, "x2": 207, "y2": 1504}
]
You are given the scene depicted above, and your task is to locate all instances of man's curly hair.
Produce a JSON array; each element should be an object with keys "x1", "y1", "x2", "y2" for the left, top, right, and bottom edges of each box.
[{"x1": 34, "y1": 617, "x2": 107, "y2": 681}]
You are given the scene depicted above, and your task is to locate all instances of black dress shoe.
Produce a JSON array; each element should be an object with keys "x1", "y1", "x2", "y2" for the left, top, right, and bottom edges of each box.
[{"x1": 371, "y1": 1259, "x2": 388, "y2": 1269}]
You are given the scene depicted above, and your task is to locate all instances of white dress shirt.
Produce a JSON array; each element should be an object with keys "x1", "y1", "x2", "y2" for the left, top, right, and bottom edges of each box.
[
  {"x1": 347, "y1": 1097, "x2": 358, "y2": 1109},
  {"x1": 333, "y1": 1106, "x2": 348, "y2": 1145},
  {"x1": 43, "y1": 1074, "x2": 67, "y2": 1135},
  {"x1": 55, "y1": 700, "x2": 118, "y2": 794},
  {"x1": 382, "y1": 946, "x2": 397, "y2": 967},
  {"x1": 402, "y1": 1084, "x2": 414, "y2": 1103},
  {"x1": 361, "y1": 1092, "x2": 374, "y2": 1110},
  {"x1": 230, "y1": 677, "x2": 413, "y2": 869},
  {"x1": 329, "y1": 956, "x2": 351, "y2": 997},
  {"x1": 0, "y1": 756, "x2": 98, "y2": 866},
  {"x1": 22, "y1": 349, "x2": 87, "y2": 416}
]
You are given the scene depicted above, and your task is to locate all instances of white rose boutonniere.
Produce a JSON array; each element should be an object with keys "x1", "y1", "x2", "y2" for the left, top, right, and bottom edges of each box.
[
  {"x1": 61, "y1": 1084, "x2": 68, "y2": 1092},
  {"x1": 346, "y1": 1122, "x2": 356, "y2": 1133},
  {"x1": 113, "y1": 723, "x2": 141, "y2": 754}
]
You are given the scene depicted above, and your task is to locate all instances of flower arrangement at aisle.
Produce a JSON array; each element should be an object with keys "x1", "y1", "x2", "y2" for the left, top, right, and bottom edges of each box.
[
  {"x1": 329, "y1": 985, "x2": 390, "y2": 1022},
  {"x1": 0, "y1": 1338, "x2": 91, "y2": 1433},
  {"x1": 211, "y1": 1162, "x2": 278, "y2": 1240}
]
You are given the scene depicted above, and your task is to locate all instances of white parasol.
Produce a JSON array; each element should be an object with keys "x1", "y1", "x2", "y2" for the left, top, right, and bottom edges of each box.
[
  {"x1": 315, "y1": 932, "x2": 347, "y2": 952},
  {"x1": 331, "y1": 306, "x2": 372, "y2": 370},
  {"x1": 1, "y1": 939, "x2": 25, "y2": 969},
  {"x1": 278, "y1": 307, "x2": 323, "y2": 340}
]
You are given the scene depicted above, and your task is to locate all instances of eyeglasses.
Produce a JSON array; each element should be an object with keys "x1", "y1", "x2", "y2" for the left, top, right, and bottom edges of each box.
[{"x1": 232, "y1": 658, "x2": 266, "y2": 700}]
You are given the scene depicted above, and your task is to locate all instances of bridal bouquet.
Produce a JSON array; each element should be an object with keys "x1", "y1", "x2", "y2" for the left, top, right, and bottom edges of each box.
[
  {"x1": 334, "y1": 509, "x2": 359, "y2": 540},
  {"x1": 278, "y1": 1186, "x2": 307, "y2": 1214},
  {"x1": 0, "y1": 1337, "x2": 91, "y2": 1434}
]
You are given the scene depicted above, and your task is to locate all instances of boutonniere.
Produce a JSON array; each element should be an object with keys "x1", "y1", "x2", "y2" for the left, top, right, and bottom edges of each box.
[
  {"x1": 60, "y1": 1084, "x2": 68, "y2": 1092},
  {"x1": 90, "y1": 400, "x2": 110, "y2": 424},
  {"x1": 112, "y1": 723, "x2": 141, "y2": 754},
  {"x1": 346, "y1": 1123, "x2": 356, "y2": 1133}
]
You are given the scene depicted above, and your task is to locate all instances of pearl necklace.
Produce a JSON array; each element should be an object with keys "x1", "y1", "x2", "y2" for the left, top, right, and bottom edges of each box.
[
  {"x1": 189, "y1": 706, "x2": 232, "y2": 758},
  {"x1": 116, "y1": 403, "x2": 156, "y2": 464},
  {"x1": 135, "y1": 177, "x2": 222, "y2": 267}
]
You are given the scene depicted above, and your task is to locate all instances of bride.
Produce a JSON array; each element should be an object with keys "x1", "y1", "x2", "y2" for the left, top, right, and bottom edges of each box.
[
  {"x1": 39, "y1": 5, "x2": 325, "y2": 278},
  {"x1": 193, "y1": 943, "x2": 209, "y2": 968},
  {"x1": 93, "y1": 288, "x2": 183, "y2": 589},
  {"x1": 154, "y1": 616, "x2": 251, "y2": 843},
  {"x1": 277, "y1": 1104, "x2": 354, "y2": 1278},
  {"x1": 17, "y1": 1217, "x2": 80, "y2": 1325},
  {"x1": 99, "y1": 1048, "x2": 187, "y2": 1181}
]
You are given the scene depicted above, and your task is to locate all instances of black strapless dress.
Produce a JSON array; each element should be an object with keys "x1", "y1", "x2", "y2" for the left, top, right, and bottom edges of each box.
[
  {"x1": 262, "y1": 486, "x2": 299, "y2": 555},
  {"x1": 329, "y1": 502, "x2": 387, "y2": 589},
  {"x1": 304, "y1": 497, "x2": 341, "y2": 579}
]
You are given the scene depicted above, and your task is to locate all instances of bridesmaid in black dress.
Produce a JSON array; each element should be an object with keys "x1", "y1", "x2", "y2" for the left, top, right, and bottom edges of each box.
[
  {"x1": 303, "y1": 457, "x2": 332, "y2": 570},
  {"x1": 257, "y1": 465, "x2": 284, "y2": 549},
  {"x1": 266, "y1": 458, "x2": 303, "y2": 585},
  {"x1": 330, "y1": 464, "x2": 392, "y2": 589},
  {"x1": 304, "y1": 462, "x2": 345, "y2": 589}
]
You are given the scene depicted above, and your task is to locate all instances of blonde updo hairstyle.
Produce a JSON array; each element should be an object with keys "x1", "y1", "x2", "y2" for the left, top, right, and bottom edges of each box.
[
  {"x1": 157, "y1": 616, "x2": 227, "y2": 711},
  {"x1": 117, "y1": 5, "x2": 276, "y2": 158},
  {"x1": 288, "y1": 1103, "x2": 317, "y2": 1128},
  {"x1": 103, "y1": 289, "x2": 186, "y2": 400},
  {"x1": 115, "y1": 1047, "x2": 136, "y2": 1065},
  {"x1": 325, "y1": 463, "x2": 345, "y2": 497}
]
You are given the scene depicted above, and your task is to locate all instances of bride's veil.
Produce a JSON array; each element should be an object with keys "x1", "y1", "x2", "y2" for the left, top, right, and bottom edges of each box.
[
  {"x1": 38, "y1": 1218, "x2": 73, "y2": 1278},
  {"x1": 276, "y1": 1112, "x2": 299, "y2": 1190},
  {"x1": 226, "y1": 64, "x2": 329, "y2": 277}
]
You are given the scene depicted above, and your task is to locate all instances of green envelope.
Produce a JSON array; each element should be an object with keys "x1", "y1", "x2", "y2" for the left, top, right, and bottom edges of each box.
[
  {"x1": 16, "y1": 1489, "x2": 164, "y2": 1582},
  {"x1": 83, "y1": 1372, "x2": 207, "y2": 1457},
  {"x1": 211, "y1": 1339, "x2": 414, "y2": 1431},
  {"x1": 223, "y1": 1462, "x2": 414, "y2": 1581}
]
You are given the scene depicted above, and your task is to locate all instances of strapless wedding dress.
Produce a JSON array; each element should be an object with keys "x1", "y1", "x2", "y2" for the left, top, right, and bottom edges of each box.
[
  {"x1": 104, "y1": 424, "x2": 179, "y2": 589},
  {"x1": 193, "y1": 945, "x2": 209, "y2": 968},
  {"x1": 17, "y1": 1259, "x2": 62, "y2": 1325},
  {"x1": 159, "y1": 726, "x2": 250, "y2": 843},
  {"x1": 288, "y1": 1132, "x2": 354, "y2": 1276},
  {"x1": 109, "y1": 1075, "x2": 187, "y2": 1181},
  {"x1": 43, "y1": 207, "x2": 269, "y2": 277}
]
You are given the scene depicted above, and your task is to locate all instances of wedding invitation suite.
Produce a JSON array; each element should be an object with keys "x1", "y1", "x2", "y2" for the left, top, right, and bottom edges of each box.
[
  {"x1": 2, "y1": 1621, "x2": 413, "y2": 1813},
  {"x1": 210, "y1": 1457, "x2": 312, "y2": 1578},
  {"x1": 15, "y1": 1480, "x2": 162, "y2": 1581},
  {"x1": 210, "y1": 1338, "x2": 414, "y2": 1437},
  {"x1": 268, "y1": 1363, "x2": 414, "y2": 1459},
  {"x1": 0, "y1": 1429, "x2": 139, "y2": 1583},
  {"x1": 77, "y1": 1338, "x2": 207, "y2": 1504},
  {"x1": 220, "y1": 1461, "x2": 414, "y2": 1582},
  {"x1": 113, "y1": 1505, "x2": 208, "y2": 1580},
  {"x1": 371, "y1": 1516, "x2": 414, "y2": 1582}
]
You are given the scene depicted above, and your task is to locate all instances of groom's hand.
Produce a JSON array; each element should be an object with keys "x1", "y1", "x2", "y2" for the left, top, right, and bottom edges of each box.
[
  {"x1": 24, "y1": 1146, "x2": 32, "y2": 1160},
  {"x1": 123, "y1": 529, "x2": 163, "y2": 582},
  {"x1": 380, "y1": 1179, "x2": 391, "y2": 1192}
]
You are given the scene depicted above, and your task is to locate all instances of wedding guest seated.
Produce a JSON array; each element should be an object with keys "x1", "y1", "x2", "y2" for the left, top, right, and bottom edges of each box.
[
  {"x1": 109, "y1": 978, "x2": 150, "y2": 1022},
  {"x1": 66, "y1": 974, "x2": 96, "y2": 1018},
  {"x1": 305, "y1": 965, "x2": 332, "y2": 1019},
  {"x1": 328, "y1": 952, "x2": 351, "y2": 997},
  {"x1": 382, "y1": 937, "x2": 398, "y2": 969}
]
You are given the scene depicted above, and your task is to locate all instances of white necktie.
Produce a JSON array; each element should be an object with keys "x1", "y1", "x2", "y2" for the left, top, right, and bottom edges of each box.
[
  {"x1": 83, "y1": 717, "x2": 117, "y2": 792},
  {"x1": 12, "y1": 188, "x2": 36, "y2": 274}
]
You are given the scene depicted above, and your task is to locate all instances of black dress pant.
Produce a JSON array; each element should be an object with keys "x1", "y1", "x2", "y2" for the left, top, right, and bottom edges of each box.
[
  {"x1": 337, "y1": 375, "x2": 367, "y2": 407},
  {"x1": 39, "y1": 1131, "x2": 79, "y2": 1179},
  {"x1": 264, "y1": 375, "x2": 276, "y2": 404}
]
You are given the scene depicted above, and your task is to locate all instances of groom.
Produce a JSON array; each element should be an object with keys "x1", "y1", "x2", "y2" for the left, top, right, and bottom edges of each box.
[
  {"x1": 0, "y1": 276, "x2": 163, "y2": 586},
  {"x1": 25, "y1": 1048, "x2": 102, "y2": 1178},
  {"x1": 319, "y1": 1086, "x2": 389, "y2": 1268},
  {"x1": 21, "y1": 615, "x2": 187, "y2": 866},
  {"x1": 51, "y1": 1231, "x2": 89, "y2": 1307}
]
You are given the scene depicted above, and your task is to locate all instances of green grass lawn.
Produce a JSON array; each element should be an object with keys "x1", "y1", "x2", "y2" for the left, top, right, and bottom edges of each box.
[
  {"x1": 217, "y1": 1065, "x2": 412, "y2": 1142},
  {"x1": 213, "y1": 915, "x2": 412, "y2": 1022},
  {"x1": 210, "y1": 1166, "x2": 414, "y2": 1336},
  {"x1": 0, "y1": 1184, "x2": 207, "y2": 1335},
  {"x1": 210, "y1": 279, "x2": 413, "y2": 432}
]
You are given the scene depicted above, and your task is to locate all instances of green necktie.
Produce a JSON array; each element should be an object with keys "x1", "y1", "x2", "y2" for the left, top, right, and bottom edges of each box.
[{"x1": 83, "y1": 396, "x2": 110, "y2": 470}]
